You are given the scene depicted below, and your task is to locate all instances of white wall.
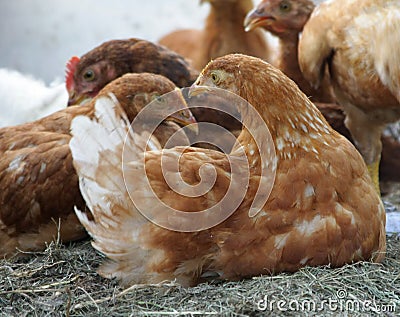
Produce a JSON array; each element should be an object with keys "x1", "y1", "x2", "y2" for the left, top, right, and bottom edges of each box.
[{"x1": 0, "y1": 0, "x2": 208, "y2": 83}]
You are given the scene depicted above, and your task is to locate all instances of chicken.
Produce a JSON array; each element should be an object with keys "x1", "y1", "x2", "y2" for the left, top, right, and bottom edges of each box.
[
  {"x1": 244, "y1": 0, "x2": 334, "y2": 103},
  {"x1": 245, "y1": 0, "x2": 400, "y2": 185},
  {"x1": 66, "y1": 37, "x2": 242, "y2": 146},
  {"x1": 70, "y1": 54, "x2": 385, "y2": 287},
  {"x1": 158, "y1": 0, "x2": 272, "y2": 71},
  {"x1": 66, "y1": 38, "x2": 199, "y2": 106},
  {"x1": 158, "y1": 28, "x2": 203, "y2": 66},
  {"x1": 298, "y1": 0, "x2": 400, "y2": 192},
  {"x1": 317, "y1": 103, "x2": 400, "y2": 184},
  {"x1": 0, "y1": 73, "x2": 196, "y2": 258}
]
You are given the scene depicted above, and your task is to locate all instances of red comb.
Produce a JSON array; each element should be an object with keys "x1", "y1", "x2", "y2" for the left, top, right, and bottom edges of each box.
[{"x1": 65, "y1": 56, "x2": 80, "y2": 92}]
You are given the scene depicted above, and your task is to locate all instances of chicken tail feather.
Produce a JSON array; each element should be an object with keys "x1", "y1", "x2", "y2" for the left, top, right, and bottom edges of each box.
[{"x1": 70, "y1": 94, "x2": 153, "y2": 284}]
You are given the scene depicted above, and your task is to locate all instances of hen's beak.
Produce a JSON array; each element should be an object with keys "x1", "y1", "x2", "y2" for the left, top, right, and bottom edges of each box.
[
  {"x1": 167, "y1": 88, "x2": 199, "y2": 134},
  {"x1": 188, "y1": 85, "x2": 212, "y2": 98},
  {"x1": 244, "y1": 8, "x2": 274, "y2": 32},
  {"x1": 168, "y1": 110, "x2": 199, "y2": 134},
  {"x1": 67, "y1": 91, "x2": 91, "y2": 106}
]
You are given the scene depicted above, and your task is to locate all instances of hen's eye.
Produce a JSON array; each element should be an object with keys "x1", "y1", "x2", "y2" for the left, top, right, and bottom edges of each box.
[
  {"x1": 152, "y1": 93, "x2": 165, "y2": 103},
  {"x1": 210, "y1": 71, "x2": 221, "y2": 84},
  {"x1": 83, "y1": 70, "x2": 95, "y2": 81},
  {"x1": 279, "y1": 1, "x2": 291, "y2": 12},
  {"x1": 178, "y1": 110, "x2": 190, "y2": 118}
]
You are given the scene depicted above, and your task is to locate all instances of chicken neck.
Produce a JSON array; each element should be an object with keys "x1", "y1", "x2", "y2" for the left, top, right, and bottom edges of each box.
[
  {"x1": 277, "y1": 32, "x2": 318, "y2": 99},
  {"x1": 207, "y1": 0, "x2": 254, "y2": 25},
  {"x1": 206, "y1": 0, "x2": 259, "y2": 48}
]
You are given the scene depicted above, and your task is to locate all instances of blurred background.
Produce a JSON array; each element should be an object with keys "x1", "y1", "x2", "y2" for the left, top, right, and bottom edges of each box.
[{"x1": 0, "y1": 0, "x2": 208, "y2": 83}]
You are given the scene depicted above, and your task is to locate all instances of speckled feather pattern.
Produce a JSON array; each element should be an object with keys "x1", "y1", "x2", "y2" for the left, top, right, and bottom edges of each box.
[{"x1": 70, "y1": 54, "x2": 386, "y2": 287}]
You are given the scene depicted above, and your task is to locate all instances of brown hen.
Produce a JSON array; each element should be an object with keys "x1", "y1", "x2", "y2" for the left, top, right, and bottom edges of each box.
[
  {"x1": 0, "y1": 73, "x2": 196, "y2": 258},
  {"x1": 66, "y1": 38, "x2": 242, "y2": 147},
  {"x1": 244, "y1": 0, "x2": 334, "y2": 103},
  {"x1": 66, "y1": 38, "x2": 199, "y2": 106},
  {"x1": 245, "y1": 0, "x2": 400, "y2": 185},
  {"x1": 317, "y1": 103, "x2": 400, "y2": 185},
  {"x1": 158, "y1": 0, "x2": 272, "y2": 70},
  {"x1": 299, "y1": 0, "x2": 400, "y2": 192},
  {"x1": 70, "y1": 54, "x2": 385, "y2": 287}
]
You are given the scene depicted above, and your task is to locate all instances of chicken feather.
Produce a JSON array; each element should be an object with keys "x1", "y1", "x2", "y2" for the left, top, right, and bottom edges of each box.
[
  {"x1": 70, "y1": 54, "x2": 385, "y2": 287},
  {"x1": 67, "y1": 38, "x2": 199, "y2": 106},
  {"x1": 245, "y1": 0, "x2": 400, "y2": 184},
  {"x1": 159, "y1": 0, "x2": 272, "y2": 71},
  {"x1": 299, "y1": 0, "x2": 400, "y2": 191},
  {"x1": 0, "y1": 73, "x2": 195, "y2": 258},
  {"x1": 244, "y1": 0, "x2": 335, "y2": 103}
]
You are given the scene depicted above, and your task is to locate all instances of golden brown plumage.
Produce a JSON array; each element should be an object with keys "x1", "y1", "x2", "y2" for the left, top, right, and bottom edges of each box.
[
  {"x1": 244, "y1": 0, "x2": 335, "y2": 103},
  {"x1": 0, "y1": 73, "x2": 196, "y2": 258},
  {"x1": 298, "y1": 0, "x2": 400, "y2": 191},
  {"x1": 158, "y1": 0, "x2": 272, "y2": 70},
  {"x1": 70, "y1": 54, "x2": 385, "y2": 287}
]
